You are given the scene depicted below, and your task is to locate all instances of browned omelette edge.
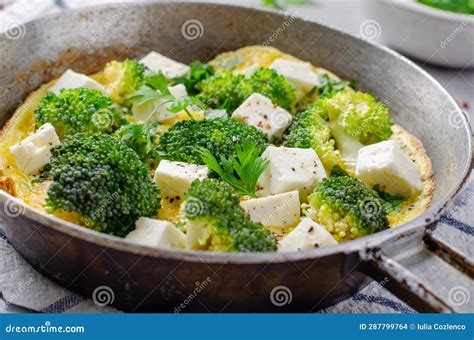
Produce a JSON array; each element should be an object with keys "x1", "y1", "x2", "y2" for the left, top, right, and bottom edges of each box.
[{"x1": 389, "y1": 124, "x2": 434, "y2": 226}]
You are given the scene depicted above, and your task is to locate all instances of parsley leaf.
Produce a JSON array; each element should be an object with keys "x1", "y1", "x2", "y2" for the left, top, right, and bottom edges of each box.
[
  {"x1": 198, "y1": 140, "x2": 269, "y2": 197},
  {"x1": 144, "y1": 71, "x2": 170, "y2": 94},
  {"x1": 317, "y1": 74, "x2": 356, "y2": 99},
  {"x1": 114, "y1": 122, "x2": 164, "y2": 166},
  {"x1": 126, "y1": 71, "x2": 197, "y2": 119},
  {"x1": 126, "y1": 86, "x2": 174, "y2": 106},
  {"x1": 172, "y1": 61, "x2": 214, "y2": 95}
]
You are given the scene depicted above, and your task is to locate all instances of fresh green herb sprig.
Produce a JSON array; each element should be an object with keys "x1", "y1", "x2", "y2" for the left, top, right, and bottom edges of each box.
[
  {"x1": 198, "y1": 140, "x2": 269, "y2": 197},
  {"x1": 172, "y1": 61, "x2": 215, "y2": 95},
  {"x1": 317, "y1": 74, "x2": 356, "y2": 99},
  {"x1": 126, "y1": 71, "x2": 198, "y2": 118},
  {"x1": 114, "y1": 122, "x2": 163, "y2": 166}
]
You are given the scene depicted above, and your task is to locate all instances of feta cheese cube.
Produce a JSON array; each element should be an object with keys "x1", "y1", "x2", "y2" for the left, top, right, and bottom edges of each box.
[
  {"x1": 139, "y1": 51, "x2": 190, "y2": 79},
  {"x1": 355, "y1": 140, "x2": 422, "y2": 197},
  {"x1": 278, "y1": 218, "x2": 337, "y2": 252},
  {"x1": 269, "y1": 58, "x2": 321, "y2": 92},
  {"x1": 48, "y1": 69, "x2": 106, "y2": 95},
  {"x1": 168, "y1": 84, "x2": 188, "y2": 99},
  {"x1": 10, "y1": 123, "x2": 60, "y2": 175},
  {"x1": 154, "y1": 160, "x2": 208, "y2": 199},
  {"x1": 132, "y1": 84, "x2": 189, "y2": 123},
  {"x1": 125, "y1": 217, "x2": 185, "y2": 249},
  {"x1": 240, "y1": 191, "x2": 300, "y2": 228},
  {"x1": 231, "y1": 93, "x2": 292, "y2": 139},
  {"x1": 257, "y1": 146, "x2": 326, "y2": 200}
]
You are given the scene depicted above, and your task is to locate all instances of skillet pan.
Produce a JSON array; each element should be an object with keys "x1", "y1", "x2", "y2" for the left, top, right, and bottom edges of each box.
[{"x1": 0, "y1": 2, "x2": 472, "y2": 312}]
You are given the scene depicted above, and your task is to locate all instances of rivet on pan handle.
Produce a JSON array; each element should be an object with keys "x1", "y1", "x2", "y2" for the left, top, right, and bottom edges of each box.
[{"x1": 359, "y1": 230, "x2": 474, "y2": 313}]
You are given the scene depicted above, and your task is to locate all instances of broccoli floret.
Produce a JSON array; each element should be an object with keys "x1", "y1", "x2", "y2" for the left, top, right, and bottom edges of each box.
[
  {"x1": 158, "y1": 118, "x2": 268, "y2": 165},
  {"x1": 196, "y1": 68, "x2": 296, "y2": 112},
  {"x1": 307, "y1": 177, "x2": 389, "y2": 242},
  {"x1": 35, "y1": 88, "x2": 125, "y2": 139},
  {"x1": 196, "y1": 70, "x2": 242, "y2": 112},
  {"x1": 237, "y1": 68, "x2": 296, "y2": 112},
  {"x1": 45, "y1": 134, "x2": 161, "y2": 237},
  {"x1": 320, "y1": 90, "x2": 393, "y2": 162},
  {"x1": 114, "y1": 123, "x2": 161, "y2": 168},
  {"x1": 284, "y1": 90, "x2": 393, "y2": 172},
  {"x1": 172, "y1": 61, "x2": 214, "y2": 96},
  {"x1": 283, "y1": 105, "x2": 343, "y2": 173},
  {"x1": 183, "y1": 179, "x2": 277, "y2": 252},
  {"x1": 104, "y1": 59, "x2": 146, "y2": 104}
]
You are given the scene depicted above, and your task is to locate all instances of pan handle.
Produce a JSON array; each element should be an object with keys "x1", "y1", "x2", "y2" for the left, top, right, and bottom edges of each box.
[{"x1": 358, "y1": 226, "x2": 473, "y2": 313}]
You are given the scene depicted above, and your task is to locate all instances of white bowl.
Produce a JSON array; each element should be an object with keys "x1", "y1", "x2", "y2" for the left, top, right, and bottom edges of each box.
[{"x1": 365, "y1": 0, "x2": 474, "y2": 68}]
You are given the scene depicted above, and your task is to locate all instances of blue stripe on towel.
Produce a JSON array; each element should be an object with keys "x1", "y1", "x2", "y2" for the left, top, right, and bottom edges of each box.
[
  {"x1": 41, "y1": 294, "x2": 85, "y2": 313},
  {"x1": 352, "y1": 293, "x2": 414, "y2": 314},
  {"x1": 439, "y1": 215, "x2": 474, "y2": 236}
]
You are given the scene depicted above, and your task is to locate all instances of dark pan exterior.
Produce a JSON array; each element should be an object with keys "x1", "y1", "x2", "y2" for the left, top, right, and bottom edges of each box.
[{"x1": 0, "y1": 3, "x2": 471, "y2": 312}]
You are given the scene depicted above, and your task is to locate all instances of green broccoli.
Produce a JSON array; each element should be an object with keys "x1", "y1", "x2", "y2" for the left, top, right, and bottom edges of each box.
[
  {"x1": 158, "y1": 118, "x2": 268, "y2": 165},
  {"x1": 172, "y1": 61, "x2": 214, "y2": 96},
  {"x1": 283, "y1": 105, "x2": 343, "y2": 173},
  {"x1": 196, "y1": 70, "x2": 242, "y2": 112},
  {"x1": 104, "y1": 59, "x2": 146, "y2": 104},
  {"x1": 45, "y1": 134, "x2": 161, "y2": 237},
  {"x1": 319, "y1": 90, "x2": 393, "y2": 162},
  {"x1": 284, "y1": 89, "x2": 393, "y2": 172},
  {"x1": 114, "y1": 123, "x2": 162, "y2": 168},
  {"x1": 35, "y1": 88, "x2": 125, "y2": 139},
  {"x1": 237, "y1": 68, "x2": 297, "y2": 112},
  {"x1": 183, "y1": 178, "x2": 277, "y2": 252},
  {"x1": 307, "y1": 176, "x2": 389, "y2": 242},
  {"x1": 196, "y1": 68, "x2": 296, "y2": 112}
]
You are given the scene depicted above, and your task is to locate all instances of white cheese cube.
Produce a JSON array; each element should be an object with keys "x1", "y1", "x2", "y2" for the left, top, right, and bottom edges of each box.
[
  {"x1": 48, "y1": 69, "x2": 107, "y2": 95},
  {"x1": 257, "y1": 146, "x2": 326, "y2": 200},
  {"x1": 269, "y1": 58, "x2": 321, "y2": 92},
  {"x1": 231, "y1": 93, "x2": 292, "y2": 139},
  {"x1": 139, "y1": 51, "x2": 190, "y2": 79},
  {"x1": 278, "y1": 218, "x2": 337, "y2": 252},
  {"x1": 125, "y1": 217, "x2": 185, "y2": 249},
  {"x1": 154, "y1": 160, "x2": 208, "y2": 199},
  {"x1": 240, "y1": 191, "x2": 300, "y2": 228},
  {"x1": 355, "y1": 140, "x2": 422, "y2": 197},
  {"x1": 9, "y1": 123, "x2": 60, "y2": 175},
  {"x1": 168, "y1": 84, "x2": 188, "y2": 99},
  {"x1": 132, "y1": 84, "x2": 189, "y2": 123}
]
